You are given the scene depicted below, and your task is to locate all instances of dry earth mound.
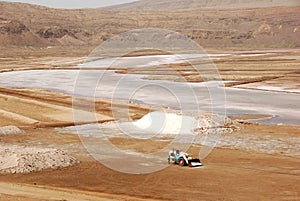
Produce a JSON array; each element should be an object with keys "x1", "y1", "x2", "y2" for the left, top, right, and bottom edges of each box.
[
  {"x1": 0, "y1": 145, "x2": 79, "y2": 174},
  {"x1": 0, "y1": 126, "x2": 24, "y2": 135}
]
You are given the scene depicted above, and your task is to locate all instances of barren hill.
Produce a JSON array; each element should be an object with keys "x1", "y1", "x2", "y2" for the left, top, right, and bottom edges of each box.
[
  {"x1": 0, "y1": 2, "x2": 299, "y2": 49},
  {"x1": 0, "y1": 18, "x2": 48, "y2": 46},
  {"x1": 107, "y1": 0, "x2": 300, "y2": 10}
]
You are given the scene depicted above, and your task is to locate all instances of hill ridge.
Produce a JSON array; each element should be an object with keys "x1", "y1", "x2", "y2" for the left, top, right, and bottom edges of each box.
[{"x1": 106, "y1": 0, "x2": 300, "y2": 10}]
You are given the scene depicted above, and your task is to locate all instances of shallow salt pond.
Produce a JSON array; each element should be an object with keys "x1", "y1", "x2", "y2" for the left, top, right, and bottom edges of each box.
[{"x1": 0, "y1": 53, "x2": 299, "y2": 125}]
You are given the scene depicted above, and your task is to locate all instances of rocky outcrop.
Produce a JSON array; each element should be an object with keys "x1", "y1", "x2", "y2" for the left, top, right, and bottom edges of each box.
[
  {"x1": 0, "y1": 19, "x2": 29, "y2": 34},
  {"x1": 36, "y1": 26, "x2": 90, "y2": 45},
  {"x1": 37, "y1": 26, "x2": 76, "y2": 39},
  {"x1": 0, "y1": 18, "x2": 48, "y2": 46}
]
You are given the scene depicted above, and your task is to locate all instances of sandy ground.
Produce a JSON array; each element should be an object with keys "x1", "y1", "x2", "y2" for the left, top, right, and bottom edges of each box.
[
  {"x1": 0, "y1": 182, "x2": 157, "y2": 201},
  {"x1": 0, "y1": 133, "x2": 299, "y2": 200},
  {"x1": 0, "y1": 49, "x2": 299, "y2": 200}
]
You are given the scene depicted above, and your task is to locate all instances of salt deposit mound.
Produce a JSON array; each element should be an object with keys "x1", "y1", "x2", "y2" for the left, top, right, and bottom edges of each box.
[
  {"x1": 0, "y1": 126, "x2": 24, "y2": 135},
  {"x1": 133, "y1": 111, "x2": 198, "y2": 134},
  {"x1": 0, "y1": 145, "x2": 79, "y2": 174},
  {"x1": 60, "y1": 111, "x2": 234, "y2": 141},
  {"x1": 133, "y1": 111, "x2": 232, "y2": 134}
]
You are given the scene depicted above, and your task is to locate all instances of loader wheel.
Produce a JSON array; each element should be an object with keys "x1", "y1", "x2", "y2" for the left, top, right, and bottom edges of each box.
[{"x1": 178, "y1": 158, "x2": 185, "y2": 166}]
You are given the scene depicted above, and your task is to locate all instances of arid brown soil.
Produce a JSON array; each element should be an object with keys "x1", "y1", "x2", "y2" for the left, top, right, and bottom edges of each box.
[
  {"x1": 0, "y1": 87, "x2": 152, "y2": 128},
  {"x1": 0, "y1": 124, "x2": 299, "y2": 201},
  {"x1": 0, "y1": 2, "x2": 299, "y2": 49}
]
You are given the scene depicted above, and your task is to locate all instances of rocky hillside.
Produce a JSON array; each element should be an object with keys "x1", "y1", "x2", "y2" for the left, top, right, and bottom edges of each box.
[
  {"x1": 0, "y1": 18, "x2": 48, "y2": 46},
  {"x1": 0, "y1": 2, "x2": 299, "y2": 49},
  {"x1": 107, "y1": 0, "x2": 300, "y2": 10}
]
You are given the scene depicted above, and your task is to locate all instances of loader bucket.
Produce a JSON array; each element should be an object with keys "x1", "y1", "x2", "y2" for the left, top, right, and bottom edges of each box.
[{"x1": 188, "y1": 159, "x2": 202, "y2": 167}]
